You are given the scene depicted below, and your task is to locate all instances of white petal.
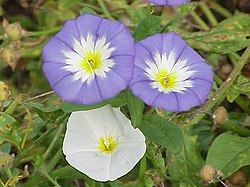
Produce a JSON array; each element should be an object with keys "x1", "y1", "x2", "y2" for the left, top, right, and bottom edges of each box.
[{"x1": 63, "y1": 105, "x2": 146, "y2": 182}]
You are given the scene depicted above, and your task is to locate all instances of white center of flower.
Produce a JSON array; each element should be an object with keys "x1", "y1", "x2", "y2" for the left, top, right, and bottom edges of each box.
[
  {"x1": 62, "y1": 33, "x2": 115, "y2": 84},
  {"x1": 145, "y1": 51, "x2": 196, "y2": 93},
  {"x1": 98, "y1": 135, "x2": 118, "y2": 154}
]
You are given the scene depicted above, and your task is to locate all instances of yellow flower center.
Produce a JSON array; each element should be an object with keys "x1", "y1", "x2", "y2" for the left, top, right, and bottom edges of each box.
[
  {"x1": 155, "y1": 70, "x2": 177, "y2": 89},
  {"x1": 80, "y1": 51, "x2": 102, "y2": 73},
  {"x1": 98, "y1": 135, "x2": 118, "y2": 154}
]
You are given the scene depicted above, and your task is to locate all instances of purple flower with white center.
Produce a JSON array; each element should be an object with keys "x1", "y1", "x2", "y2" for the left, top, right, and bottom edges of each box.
[
  {"x1": 42, "y1": 14, "x2": 135, "y2": 105},
  {"x1": 129, "y1": 32, "x2": 213, "y2": 112},
  {"x1": 147, "y1": 0, "x2": 190, "y2": 6}
]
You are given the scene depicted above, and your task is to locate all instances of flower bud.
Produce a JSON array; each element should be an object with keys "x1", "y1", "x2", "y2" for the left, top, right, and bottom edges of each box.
[
  {"x1": 3, "y1": 19, "x2": 22, "y2": 41},
  {"x1": 199, "y1": 165, "x2": 216, "y2": 183},
  {"x1": 228, "y1": 169, "x2": 246, "y2": 186},
  {"x1": 0, "y1": 152, "x2": 14, "y2": 168},
  {"x1": 213, "y1": 106, "x2": 228, "y2": 124},
  {"x1": 0, "y1": 45, "x2": 20, "y2": 70},
  {"x1": 0, "y1": 81, "x2": 9, "y2": 101}
]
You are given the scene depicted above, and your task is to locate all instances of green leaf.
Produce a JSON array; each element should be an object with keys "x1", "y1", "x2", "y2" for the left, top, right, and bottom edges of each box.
[
  {"x1": 58, "y1": 0, "x2": 81, "y2": 9},
  {"x1": 134, "y1": 15, "x2": 161, "y2": 41},
  {"x1": 206, "y1": 133, "x2": 250, "y2": 179},
  {"x1": 227, "y1": 75, "x2": 250, "y2": 102},
  {"x1": 125, "y1": 89, "x2": 144, "y2": 128},
  {"x1": 24, "y1": 101, "x2": 62, "y2": 113},
  {"x1": 168, "y1": 128, "x2": 204, "y2": 187},
  {"x1": 180, "y1": 14, "x2": 250, "y2": 54},
  {"x1": 146, "y1": 143, "x2": 166, "y2": 175},
  {"x1": 141, "y1": 115, "x2": 183, "y2": 154},
  {"x1": 79, "y1": 7, "x2": 97, "y2": 16},
  {"x1": 61, "y1": 90, "x2": 127, "y2": 113}
]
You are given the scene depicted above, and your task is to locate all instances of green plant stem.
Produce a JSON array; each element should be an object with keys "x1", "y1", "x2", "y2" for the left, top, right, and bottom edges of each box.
[
  {"x1": 43, "y1": 122, "x2": 65, "y2": 160},
  {"x1": 43, "y1": 172, "x2": 60, "y2": 187},
  {"x1": 217, "y1": 121, "x2": 250, "y2": 137},
  {"x1": 138, "y1": 155, "x2": 146, "y2": 187},
  {"x1": 79, "y1": 3, "x2": 102, "y2": 11},
  {"x1": 209, "y1": 1, "x2": 233, "y2": 18},
  {"x1": 96, "y1": 0, "x2": 113, "y2": 20},
  {"x1": 47, "y1": 148, "x2": 63, "y2": 173},
  {"x1": 190, "y1": 12, "x2": 209, "y2": 30},
  {"x1": 28, "y1": 27, "x2": 61, "y2": 37},
  {"x1": 20, "y1": 106, "x2": 32, "y2": 149},
  {"x1": 199, "y1": 2, "x2": 218, "y2": 27},
  {"x1": 184, "y1": 46, "x2": 250, "y2": 127}
]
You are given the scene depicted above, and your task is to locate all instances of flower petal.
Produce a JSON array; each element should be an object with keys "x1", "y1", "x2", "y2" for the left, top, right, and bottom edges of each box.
[
  {"x1": 130, "y1": 32, "x2": 213, "y2": 112},
  {"x1": 147, "y1": 0, "x2": 190, "y2": 6},
  {"x1": 63, "y1": 105, "x2": 146, "y2": 181}
]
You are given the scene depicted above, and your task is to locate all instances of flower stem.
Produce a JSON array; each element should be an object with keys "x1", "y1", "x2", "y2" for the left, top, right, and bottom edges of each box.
[
  {"x1": 28, "y1": 26, "x2": 61, "y2": 37},
  {"x1": 96, "y1": 0, "x2": 114, "y2": 20},
  {"x1": 47, "y1": 148, "x2": 63, "y2": 173},
  {"x1": 138, "y1": 154, "x2": 146, "y2": 187},
  {"x1": 184, "y1": 46, "x2": 250, "y2": 127},
  {"x1": 43, "y1": 172, "x2": 60, "y2": 187},
  {"x1": 43, "y1": 122, "x2": 65, "y2": 160},
  {"x1": 199, "y1": 2, "x2": 218, "y2": 27},
  {"x1": 208, "y1": 1, "x2": 233, "y2": 18},
  {"x1": 190, "y1": 11, "x2": 209, "y2": 30},
  {"x1": 20, "y1": 105, "x2": 32, "y2": 149}
]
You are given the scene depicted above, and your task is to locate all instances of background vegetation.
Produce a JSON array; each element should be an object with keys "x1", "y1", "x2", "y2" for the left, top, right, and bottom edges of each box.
[{"x1": 0, "y1": 0, "x2": 250, "y2": 186}]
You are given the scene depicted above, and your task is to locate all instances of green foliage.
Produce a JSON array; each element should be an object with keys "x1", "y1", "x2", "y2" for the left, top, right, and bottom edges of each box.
[
  {"x1": 134, "y1": 15, "x2": 161, "y2": 41},
  {"x1": 168, "y1": 128, "x2": 204, "y2": 186},
  {"x1": 182, "y1": 14, "x2": 250, "y2": 54},
  {"x1": 141, "y1": 115, "x2": 183, "y2": 154},
  {"x1": 227, "y1": 75, "x2": 250, "y2": 102},
  {"x1": 206, "y1": 133, "x2": 250, "y2": 179},
  {"x1": 0, "y1": 0, "x2": 250, "y2": 186}
]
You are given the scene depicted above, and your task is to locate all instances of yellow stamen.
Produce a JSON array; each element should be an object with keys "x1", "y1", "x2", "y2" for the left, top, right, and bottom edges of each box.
[
  {"x1": 155, "y1": 70, "x2": 177, "y2": 89},
  {"x1": 98, "y1": 135, "x2": 118, "y2": 154},
  {"x1": 81, "y1": 51, "x2": 102, "y2": 73}
]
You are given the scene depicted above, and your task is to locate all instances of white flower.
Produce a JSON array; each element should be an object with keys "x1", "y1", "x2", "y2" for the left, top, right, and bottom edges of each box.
[{"x1": 62, "y1": 105, "x2": 146, "y2": 182}]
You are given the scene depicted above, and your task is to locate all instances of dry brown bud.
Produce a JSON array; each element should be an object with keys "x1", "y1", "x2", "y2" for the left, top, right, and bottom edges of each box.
[
  {"x1": 199, "y1": 165, "x2": 216, "y2": 183},
  {"x1": 0, "y1": 81, "x2": 9, "y2": 101},
  {"x1": 228, "y1": 169, "x2": 246, "y2": 186},
  {"x1": 3, "y1": 19, "x2": 22, "y2": 41},
  {"x1": 0, "y1": 45, "x2": 20, "y2": 70},
  {"x1": 213, "y1": 106, "x2": 228, "y2": 124}
]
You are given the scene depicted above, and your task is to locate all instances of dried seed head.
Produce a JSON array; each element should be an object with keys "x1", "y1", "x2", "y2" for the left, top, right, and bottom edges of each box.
[
  {"x1": 0, "y1": 81, "x2": 9, "y2": 101},
  {"x1": 0, "y1": 152, "x2": 14, "y2": 168},
  {"x1": 228, "y1": 169, "x2": 246, "y2": 186},
  {"x1": 3, "y1": 19, "x2": 22, "y2": 41},
  {"x1": 213, "y1": 106, "x2": 228, "y2": 124},
  {"x1": 0, "y1": 45, "x2": 20, "y2": 70},
  {"x1": 199, "y1": 165, "x2": 216, "y2": 183}
]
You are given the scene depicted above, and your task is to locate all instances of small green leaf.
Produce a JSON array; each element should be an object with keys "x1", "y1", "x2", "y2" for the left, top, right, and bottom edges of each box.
[
  {"x1": 134, "y1": 15, "x2": 161, "y2": 41},
  {"x1": 206, "y1": 133, "x2": 250, "y2": 179},
  {"x1": 79, "y1": 7, "x2": 97, "y2": 16},
  {"x1": 125, "y1": 89, "x2": 144, "y2": 128},
  {"x1": 141, "y1": 115, "x2": 183, "y2": 154}
]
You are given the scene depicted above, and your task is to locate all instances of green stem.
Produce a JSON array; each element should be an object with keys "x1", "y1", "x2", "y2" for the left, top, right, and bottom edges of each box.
[
  {"x1": 28, "y1": 27, "x2": 61, "y2": 37},
  {"x1": 20, "y1": 106, "x2": 32, "y2": 149},
  {"x1": 43, "y1": 172, "x2": 60, "y2": 187},
  {"x1": 43, "y1": 122, "x2": 65, "y2": 160},
  {"x1": 138, "y1": 155, "x2": 146, "y2": 187},
  {"x1": 190, "y1": 11, "x2": 209, "y2": 30},
  {"x1": 96, "y1": 0, "x2": 113, "y2": 20},
  {"x1": 209, "y1": 1, "x2": 233, "y2": 18},
  {"x1": 184, "y1": 46, "x2": 250, "y2": 127},
  {"x1": 199, "y1": 2, "x2": 218, "y2": 27},
  {"x1": 47, "y1": 148, "x2": 63, "y2": 173},
  {"x1": 217, "y1": 121, "x2": 250, "y2": 137}
]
